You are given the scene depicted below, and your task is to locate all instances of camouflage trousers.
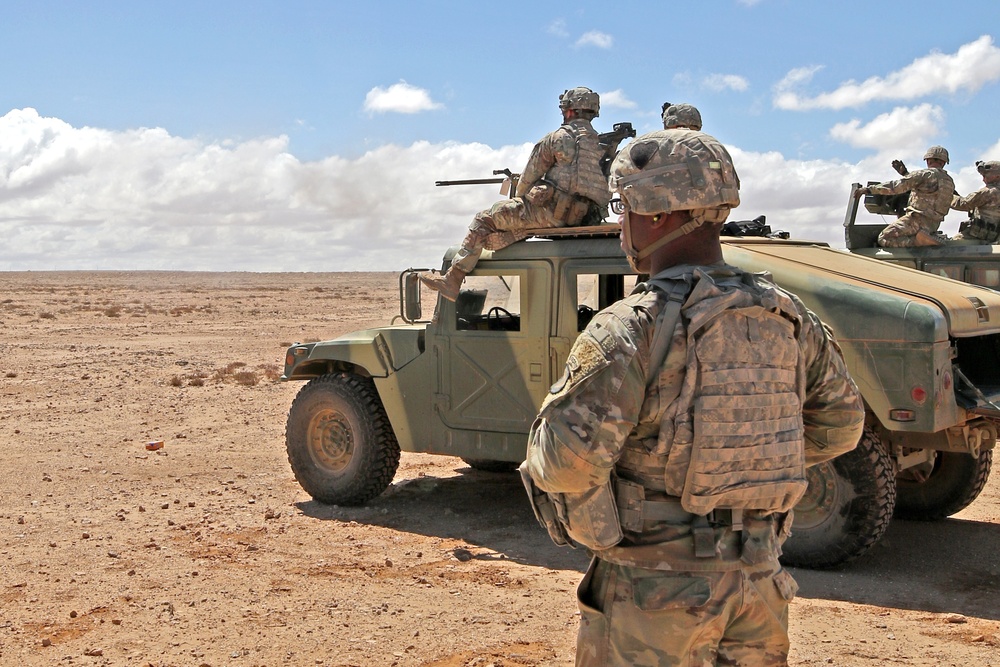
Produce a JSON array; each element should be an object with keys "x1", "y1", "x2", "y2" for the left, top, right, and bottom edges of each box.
[
  {"x1": 877, "y1": 212, "x2": 941, "y2": 248},
  {"x1": 451, "y1": 198, "x2": 562, "y2": 273},
  {"x1": 575, "y1": 555, "x2": 797, "y2": 666}
]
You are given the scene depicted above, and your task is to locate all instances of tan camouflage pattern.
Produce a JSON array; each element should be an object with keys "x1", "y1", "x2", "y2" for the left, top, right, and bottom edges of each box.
[
  {"x1": 575, "y1": 556, "x2": 797, "y2": 667},
  {"x1": 951, "y1": 183, "x2": 1000, "y2": 242},
  {"x1": 525, "y1": 263, "x2": 864, "y2": 664},
  {"x1": 450, "y1": 119, "x2": 610, "y2": 274},
  {"x1": 518, "y1": 118, "x2": 611, "y2": 207},
  {"x1": 609, "y1": 130, "x2": 740, "y2": 216},
  {"x1": 661, "y1": 103, "x2": 703, "y2": 130},
  {"x1": 870, "y1": 167, "x2": 955, "y2": 247}
]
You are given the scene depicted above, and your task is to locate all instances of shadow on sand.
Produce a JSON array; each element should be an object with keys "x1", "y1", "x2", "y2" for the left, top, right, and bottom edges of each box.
[{"x1": 298, "y1": 467, "x2": 1000, "y2": 620}]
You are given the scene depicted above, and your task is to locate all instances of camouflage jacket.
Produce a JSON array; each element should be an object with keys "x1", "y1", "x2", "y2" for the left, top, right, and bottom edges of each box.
[
  {"x1": 870, "y1": 167, "x2": 955, "y2": 222},
  {"x1": 524, "y1": 263, "x2": 865, "y2": 566},
  {"x1": 952, "y1": 183, "x2": 1000, "y2": 228},
  {"x1": 516, "y1": 118, "x2": 611, "y2": 208}
]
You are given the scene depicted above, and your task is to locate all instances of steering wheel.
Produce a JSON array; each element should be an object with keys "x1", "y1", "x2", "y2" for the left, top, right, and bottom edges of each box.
[
  {"x1": 577, "y1": 305, "x2": 595, "y2": 330},
  {"x1": 487, "y1": 306, "x2": 513, "y2": 330}
]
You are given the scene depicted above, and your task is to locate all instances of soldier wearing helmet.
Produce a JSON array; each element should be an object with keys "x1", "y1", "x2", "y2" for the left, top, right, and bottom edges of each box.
[
  {"x1": 661, "y1": 102, "x2": 703, "y2": 131},
  {"x1": 522, "y1": 129, "x2": 863, "y2": 666},
  {"x1": 951, "y1": 160, "x2": 1000, "y2": 243},
  {"x1": 854, "y1": 145, "x2": 955, "y2": 247},
  {"x1": 420, "y1": 86, "x2": 611, "y2": 300}
]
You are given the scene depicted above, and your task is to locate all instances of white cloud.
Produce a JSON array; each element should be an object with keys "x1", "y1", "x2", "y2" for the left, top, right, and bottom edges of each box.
[
  {"x1": 829, "y1": 103, "x2": 945, "y2": 155},
  {"x1": 0, "y1": 108, "x2": 527, "y2": 271},
  {"x1": 3, "y1": 108, "x2": 986, "y2": 272},
  {"x1": 703, "y1": 73, "x2": 750, "y2": 92},
  {"x1": 363, "y1": 81, "x2": 443, "y2": 115},
  {"x1": 547, "y1": 19, "x2": 569, "y2": 38},
  {"x1": 575, "y1": 31, "x2": 613, "y2": 49},
  {"x1": 599, "y1": 89, "x2": 637, "y2": 109},
  {"x1": 775, "y1": 35, "x2": 1000, "y2": 111}
]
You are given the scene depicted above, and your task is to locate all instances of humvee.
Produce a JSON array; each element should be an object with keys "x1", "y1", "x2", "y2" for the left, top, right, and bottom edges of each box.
[
  {"x1": 846, "y1": 180, "x2": 1000, "y2": 289},
  {"x1": 281, "y1": 223, "x2": 1000, "y2": 569}
]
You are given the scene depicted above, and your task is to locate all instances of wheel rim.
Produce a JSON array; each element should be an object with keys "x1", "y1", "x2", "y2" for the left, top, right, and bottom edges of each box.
[
  {"x1": 794, "y1": 462, "x2": 840, "y2": 530},
  {"x1": 306, "y1": 408, "x2": 355, "y2": 473}
]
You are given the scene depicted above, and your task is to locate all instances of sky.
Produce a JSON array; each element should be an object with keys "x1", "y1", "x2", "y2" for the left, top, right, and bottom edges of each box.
[{"x1": 3, "y1": 1, "x2": 1000, "y2": 272}]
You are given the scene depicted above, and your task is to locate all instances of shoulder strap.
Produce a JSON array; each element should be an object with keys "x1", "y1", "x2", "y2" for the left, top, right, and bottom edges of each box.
[{"x1": 643, "y1": 277, "x2": 692, "y2": 389}]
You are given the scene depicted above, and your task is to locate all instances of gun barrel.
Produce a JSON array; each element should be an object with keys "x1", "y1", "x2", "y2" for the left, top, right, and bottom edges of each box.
[{"x1": 435, "y1": 178, "x2": 507, "y2": 187}]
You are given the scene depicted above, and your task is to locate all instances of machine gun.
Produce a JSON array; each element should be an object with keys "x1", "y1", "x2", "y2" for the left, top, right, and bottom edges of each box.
[
  {"x1": 435, "y1": 168, "x2": 520, "y2": 198},
  {"x1": 598, "y1": 122, "x2": 636, "y2": 177},
  {"x1": 721, "y1": 215, "x2": 789, "y2": 239}
]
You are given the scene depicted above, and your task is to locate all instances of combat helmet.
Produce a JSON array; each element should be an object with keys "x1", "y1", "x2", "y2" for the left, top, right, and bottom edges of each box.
[
  {"x1": 661, "y1": 102, "x2": 703, "y2": 131},
  {"x1": 923, "y1": 145, "x2": 950, "y2": 164},
  {"x1": 978, "y1": 160, "x2": 1000, "y2": 183},
  {"x1": 610, "y1": 130, "x2": 740, "y2": 266},
  {"x1": 558, "y1": 87, "x2": 600, "y2": 117}
]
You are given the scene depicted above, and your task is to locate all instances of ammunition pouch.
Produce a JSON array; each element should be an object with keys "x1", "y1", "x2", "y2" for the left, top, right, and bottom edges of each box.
[
  {"x1": 552, "y1": 189, "x2": 592, "y2": 226},
  {"x1": 614, "y1": 478, "x2": 784, "y2": 564},
  {"x1": 966, "y1": 216, "x2": 1000, "y2": 242}
]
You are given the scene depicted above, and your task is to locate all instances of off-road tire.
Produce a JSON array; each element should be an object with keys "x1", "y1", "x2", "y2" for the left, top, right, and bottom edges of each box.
[
  {"x1": 285, "y1": 373, "x2": 401, "y2": 506},
  {"x1": 894, "y1": 449, "x2": 993, "y2": 521},
  {"x1": 461, "y1": 458, "x2": 519, "y2": 473},
  {"x1": 781, "y1": 425, "x2": 896, "y2": 569}
]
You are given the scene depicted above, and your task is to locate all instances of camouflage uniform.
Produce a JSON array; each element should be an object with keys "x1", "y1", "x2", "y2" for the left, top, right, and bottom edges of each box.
[
  {"x1": 951, "y1": 161, "x2": 1000, "y2": 243},
  {"x1": 449, "y1": 118, "x2": 611, "y2": 273},
  {"x1": 525, "y1": 263, "x2": 864, "y2": 667},
  {"x1": 870, "y1": 167, "x2": 955, "y2": 247}
]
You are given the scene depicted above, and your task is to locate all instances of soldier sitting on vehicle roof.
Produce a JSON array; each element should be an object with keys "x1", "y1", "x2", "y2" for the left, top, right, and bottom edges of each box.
[
  {"x1": 951, "y1": 160, "x2": 1000, "y2": 244},
  {"x1": 419, "y1": 87, "x2": 612, "y2": 302}
]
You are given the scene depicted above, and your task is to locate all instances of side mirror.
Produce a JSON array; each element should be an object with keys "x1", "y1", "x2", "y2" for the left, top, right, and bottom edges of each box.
[{"x1": 400, "y1": 270, "x2": 423, "y2": 323}]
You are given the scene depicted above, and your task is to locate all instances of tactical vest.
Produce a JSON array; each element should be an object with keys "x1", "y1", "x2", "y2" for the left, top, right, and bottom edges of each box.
[
  {"x1": 908, "y1": 168, "x2": 955, "y2": 221},
  {"x1": 966, "y1": 185, "x2": 1000, "y2": 241},
  {"x1": 618, "y1": 268, "x2": 808, "y2": 516},
  {"x1": 545, "y1": 119, "x2": 611, "y2": 210}
]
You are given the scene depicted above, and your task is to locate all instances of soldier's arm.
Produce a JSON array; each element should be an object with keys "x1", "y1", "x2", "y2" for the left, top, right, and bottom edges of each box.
[
  {"x1": 515, "y1": 129, "x2": 574, "y2": 197},
  {"x1": 951, "y1": 187, "x2": 986, "y2": 212},
  {"x1": 797, "y1": 308, "x2": 866, "y2": 467},
  {"x1": 868, "y1": 173, "x2": 914, "y2": 197},
  {"x1": 525, "y1": 312, "x2": 646, "y2": 493}
]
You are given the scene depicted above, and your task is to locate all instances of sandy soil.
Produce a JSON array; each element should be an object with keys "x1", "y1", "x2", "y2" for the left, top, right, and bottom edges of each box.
[{"x1": 1, "y1": 271, "x2": 998, "y2": 667}]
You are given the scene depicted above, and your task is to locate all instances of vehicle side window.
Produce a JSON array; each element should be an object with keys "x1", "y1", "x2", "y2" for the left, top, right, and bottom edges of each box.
[
  {"x1": 455, "y1": 274, "x2": 521, "y2": 331},
  {"x1": 574, "y1": 273, "x2": 638, "y2": 331},
  {"x1": 968, "y1": 266, "x2": 1000, "y2": 289},
  {"x1": 924, "y1": 264, "x2": 964, "y2": 282}
]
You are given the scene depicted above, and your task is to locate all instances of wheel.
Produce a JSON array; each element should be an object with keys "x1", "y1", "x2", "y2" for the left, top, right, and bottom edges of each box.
[
  {"x1": 461, "y1": 458, "x2": 519, "y2": 473},
  {"x1": 285, "y1": 373, "x2": 401, "y2": 506},
  {"x1": 894, "y1": 449, "x2": 993, "y2": 521},
  {"x1": 781, "y1": 425, "x2": 896, "y2": 569}
]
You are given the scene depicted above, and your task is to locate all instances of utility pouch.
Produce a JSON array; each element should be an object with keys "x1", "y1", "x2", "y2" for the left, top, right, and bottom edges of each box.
[
  {"x1": 524, "y1": 183, "x2": 554, "y2": 208},
  {"x1": 519, "y1": 462, "x2": 572, "y2": 547},
  {"x1": 562, "y1": 481, "x2": 625, "y2": 551}
]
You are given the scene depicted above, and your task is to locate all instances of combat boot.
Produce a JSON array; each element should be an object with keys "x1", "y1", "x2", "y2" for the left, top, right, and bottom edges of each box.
[
  {"x1": 418, "y1": 268, "x2": 467, "y2": 302},
  {"x1": 914, "y1": 230, "x2": 945, "y2": 247}
]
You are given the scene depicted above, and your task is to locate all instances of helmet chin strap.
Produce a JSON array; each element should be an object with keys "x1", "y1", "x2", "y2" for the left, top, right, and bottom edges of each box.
[{"x1": 634, "y1": 216, "x2": 705, "y2": 262}]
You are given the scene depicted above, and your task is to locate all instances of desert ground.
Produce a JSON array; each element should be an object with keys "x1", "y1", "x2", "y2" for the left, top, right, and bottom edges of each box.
[{"x1": 1, "y1": 270, "x2": 998, "y2": 667}]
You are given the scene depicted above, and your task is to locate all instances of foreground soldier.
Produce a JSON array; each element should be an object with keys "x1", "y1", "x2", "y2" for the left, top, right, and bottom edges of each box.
[
  {"x1": 420, "y1": 87, "x2": 611, "y2": 301},
  {"x1": 661, "y1": 102, "x2": 702, "y2": 130},
  {"x1": 521, "y1": 130, "x2": 864, "y2": 666},
  {"x1": 854, "y1": 145, "x2": 955, "y2": 247},
  {"x1": 951, "y1": 160, "x2": 1000, "y2": 243}
]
